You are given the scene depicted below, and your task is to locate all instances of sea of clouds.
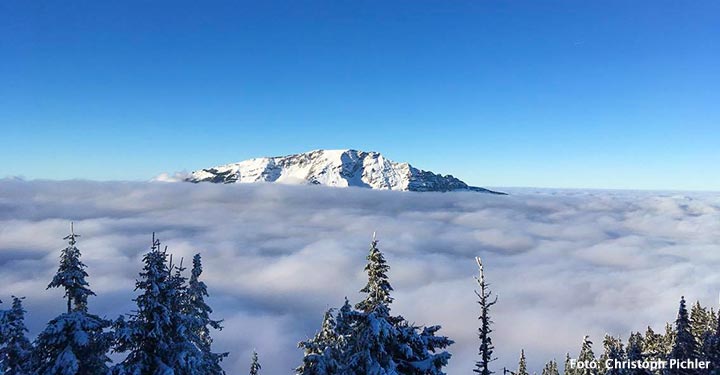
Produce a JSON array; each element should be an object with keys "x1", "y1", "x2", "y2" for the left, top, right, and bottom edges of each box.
[{"x1": 0, "y1": 180, "x2": 719, "y2": 374}]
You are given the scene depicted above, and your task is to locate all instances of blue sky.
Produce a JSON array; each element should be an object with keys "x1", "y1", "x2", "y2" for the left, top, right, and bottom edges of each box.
[{"x1": 1, "y1": 0, "x2": 718, "y2": 190}]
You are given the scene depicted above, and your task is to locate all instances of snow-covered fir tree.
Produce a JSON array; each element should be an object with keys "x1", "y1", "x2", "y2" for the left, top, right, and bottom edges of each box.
[
  {"x1": 112, "y1": 235, "x2": 207, "y2": 375},
  {"x1": 542, "y1": 360, "x2": 560, "y2": 375},
  {"x1": 689, "y1": 301, "x2": 717, "y2": 364},
  {"x1": 112, "y1": 235, "x2": 175, "y2": 374},
  {"x1": 702, "y1": 314, "x2": 720, "y2": 375},
  {"x1": 33, "y1": 226, "x2": 112, "y2": 375},
  {"x1": 474, "y1": 256, "x2": 497, "y2": 375},
  {"x1": 0, "y1": 297, "x2": 33, "y2": 375},
  {"x1": 701, "y1": 307, "x2": 720, "y2": 375},
  {"x1": 355, "y1": 233, "x2": 393, "y2": 314},
  {"x1": 709, "y1": 309, "x2": 719, "y2": 337},
  {"x1": 627, "y1": 332, "x2": 652, "y2": 375},
  {"x1": 577, "y1": 336, "x2": 598, "y2": 375},
  {"x1": 167, "y1": 254, "x2": 209, "y2": 375},
  {"x1": 47, "y1": 223, "x2": 95, "y2": 313},
  {"x1": 298, "y1": 234, "x2": 452, "y2": 375},
  {"x1": 334, "y1": 298, "x2": 354, "y2": 351},
  {"x1": 565, "y1": 353, "x2": 575, "y2": 375},
  {"x1": 643, "y1": 327, "x2": 665, "y2": 375},
  {"x1": 344, "y1": 234, "x2": 453, "y2": 375},
  {"x1": 600, "y1": 335, "x2": 625, "y2": 375},
  {"x1": 517, "y1": 350, "x2": 529, "y2": 375},
  {"x1": 296, "y1": 309, "x2": 340, "y2": 375},
  {"x1": 32, "y1": 311, "x2": 112, "y2": 375},
  {"x1": 185, "y1": 254, "x2": 227, "y2": 374},
  {"x1": 392, "y1": 322, "x2": 453, "y2": 375},
  {"x1": 664, "y1": 323, "x2": 677, "y2": 358},
  {"x1": 690, "y1": 302, "x2": 711, "y2": 350},
  {"x1": 667, "y1": 297, "x2": 698, "y2": 375},
  {"x1": 249, "y1": 350, "x2": 261, "y2": 375}
]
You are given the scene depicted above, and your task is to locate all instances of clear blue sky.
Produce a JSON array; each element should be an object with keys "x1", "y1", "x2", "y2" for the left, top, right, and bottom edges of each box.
[{"x1": 1, "y1": 0, "x2": 718, "y2": 190}]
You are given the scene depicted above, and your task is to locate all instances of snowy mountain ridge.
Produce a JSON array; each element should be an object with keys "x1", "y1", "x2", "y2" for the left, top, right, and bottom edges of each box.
[{"x1": 183, "y1": 149, "x2": 504, "y2": 194}]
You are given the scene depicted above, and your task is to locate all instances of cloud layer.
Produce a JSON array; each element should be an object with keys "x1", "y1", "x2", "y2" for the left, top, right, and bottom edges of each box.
[{"x1": 0, "y1": 181, "x2": 719, "y2": 373}]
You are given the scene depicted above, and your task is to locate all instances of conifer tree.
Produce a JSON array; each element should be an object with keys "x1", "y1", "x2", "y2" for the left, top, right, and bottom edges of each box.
[
  {"x1": 601, "y1": 335, "x2": 625, "y2": 375},
  {"x1": 664, "y1": 322, "x2": 677, "y2": 357},
  {"x1": 709, "y1": 309, "x2": 718, "y2": 335},
  {"x1": 699, "y1": 334, "x2": 713, "y2": 368},
  {"x1": 249, "y1": 350, "x2": 261, "y2": 375},
  {"x1": 33, "y1": 225, "x2": 112, "y2": 375},
  {"x1": 334, "y1": 298, "x2": 354, "y2": 345},
  {"x1": 690, "y1": 302, "x2": 710, "y2": 346},
  {"x1": 644, "y1": 326, "x2": 665, "y2": 374},
  {"x1": 112, "y1": 235, "x2": 199, "y2": 375},
  {"x1": 395, "y1": 322, "x2": 453, "y2": 374},
  {"x1": 627, "y1": 332, "x2": 652, "y2": 375},
  {"x1": 296, "y1": 309, "x2": 340, "y2": 375},
  {"x1": 47, "y1": 223, "x2": 95, "y2": 313},
  {"x1": 348, "y1": 234, "x2": 452, "y2": 375},
  {"x1": 355, "y1": 233, "x2": 393, "y2": 313},
  {"x1": 33, "y1": 312, "x2": 112, "y2": 375},
  {"x1": 0, "y1": 297, "x2": 33, "y2": 375},
  {"x1": 167, "y1": 254, "x2": 209, "y2": 375},
  {"x1": 300, "y1": 234, "x2": 453, "y2": 375},
  {"x1": 113, "y1": 237, "x2": 224, "y2": 375},
  {"x1": 474, "y1": 256, "x2": 498, "y2": 375},
  {"x1": 704, "y1": 307, "x2": 720, "y2": 371},
  {"x1": 702, "y1": 312, "x2": 720, "y2": 375},
  {"x1": 667, "y1": 297, "x2": 697, "y2": 375},
  {"x1": 577, "y1": 336, "x2": 598, "y2": 375},
  {"x1": 542, "y1": 360, "x2": 560, "y2": 375},
  {"x1": 185, "y1": 254, "x2": 227, "y2": 374},
  {"x1": 564, "y1": 353, "x2": 575, "y2": 375},
  {"x1": 517, "y1": 350, "x2": 529, "y2": 375}
]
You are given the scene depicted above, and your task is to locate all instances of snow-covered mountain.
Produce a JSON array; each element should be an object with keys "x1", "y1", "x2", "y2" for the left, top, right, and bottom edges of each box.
[{"x1": 184, "y1": 149, "x2": 504, "y2": 194}]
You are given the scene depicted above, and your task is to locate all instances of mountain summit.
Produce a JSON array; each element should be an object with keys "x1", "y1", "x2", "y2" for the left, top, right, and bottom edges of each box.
[{"x1": 184, "y1": 149, "x2": 503, "y2": 194}]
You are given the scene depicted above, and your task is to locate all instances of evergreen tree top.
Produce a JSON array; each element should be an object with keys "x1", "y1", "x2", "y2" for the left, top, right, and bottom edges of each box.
[
  {"x1": 296, "y1": 235, "x2": 452, "y2": 375},
  {"x1": 191, "y1": 253, "x2": 203, "y2": 280},
  {"x1": 185, "y1": 252, "x2": 227, "y2": 372},
  {"x1": 580, "y1": 336, "x2": 595, "y2": 358},
  {"x1": 113, "y1": 234, "x2": 177, "y2": 374},
  {"x1": 517, "y1": 349, "x2": 529, "y2": 375},
  {"x1": 6, "y1": 296, "x2": 30, "y2": 338},
  {"x1": 564, "y1": 353, "x2": 575, "y2": 375},
  {"x1": 669, "y1": 296, "x2": 697, "y2": 363},
  {"x1": 689, "y1": 300, "x2": 711, "y2": 345},
  {"x1": 0, "y1": 296, "x2": 33, "y2": 375},
  {"x1": 334, "y1": 297, "x2": 354, "y2": 337},
  {"x1": 32, "y1": 310, "x2": 113, "y2": 375},
  {"x1": 575, "y1": 336, "x2": 598, "y2": 375},
  {"x1": 48, "y1": 223, "x2": 95, "y2": 313},
  {"x1": 250, "y1": 350, "x2": 261, "y2": 375},
  {"x1": 114, "y1": 236, "x2": 227, "y2": 375},
  {"x1": 355, "y1": 233, "x2": 394, "y2": 313},
  {"x1": 474, "y1": 256, "x2": 497, "y2": 375},
  {"x1": 318, "y1": 309, "x2": 337, "y2": 342},
  {"x1": 626, "y1": 332, "x2": 644, "y2": 360},
  {"x1": 677, "y1": 296, "x2": 689, "y2": 320},
  {"x1": 602, "y1": 335, "x2": 624, "y2": 353},
  {"x1": 542, "y1": 360, "x2": 559, "y2": 375},
  {"x1": 63, "y1": 222, "x2": 80, "y2": 244},
  {"x1": 115, "y1": 234, "x2": 214, "y2": 374}
]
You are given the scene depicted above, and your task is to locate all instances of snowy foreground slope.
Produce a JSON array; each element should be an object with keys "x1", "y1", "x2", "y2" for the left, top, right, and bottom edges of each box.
[
  {"x1": 1, "y1": 181, "x2": 719, "y2": 374},
  {"x1": 183, "y1": 149, "x2": 503, "y2": 193}
]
